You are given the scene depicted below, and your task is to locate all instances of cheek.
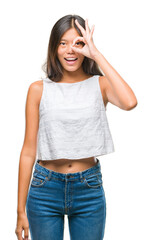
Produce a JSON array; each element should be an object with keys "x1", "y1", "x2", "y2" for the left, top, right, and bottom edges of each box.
[
  {"x1": 57, "y1": 47, "x2": 65, "y2": 58},
  {"x1": 78, "y1": 56, "x2": 85, "y2": 63}
]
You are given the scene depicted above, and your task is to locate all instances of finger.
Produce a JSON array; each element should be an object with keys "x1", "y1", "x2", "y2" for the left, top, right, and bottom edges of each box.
[
  {"x1": 15, "y1": 228, "x2": 23, "y2": 240},
  {"x1": 24, "y1": 226, "x2": 29, "y2": 239},
  {"x1": 85, "y1": 19, "x2": 90, "y2": 34},
  {"x1": 75, "y1": 19, "x2": 85, "y2": 36},
  {"x1": 90, "y1": 24, "x2": 95, "y2": 39},
  {"x1": 72, "y1": 36, "x2": 86, "y2": 46},
  {"x1": 17, "y1": 231, "x2": 23, "y2": 240},
  {"x1": 70, "y1": 45, "x2": 83, "y2": 54},
  {"x1": 18, "y1": 232, "x2": 23, "y2": 240}
]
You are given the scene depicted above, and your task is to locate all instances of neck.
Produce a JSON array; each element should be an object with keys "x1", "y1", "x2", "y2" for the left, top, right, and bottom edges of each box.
[{"x1": 62, "y1": 69, "x2": 89, "y2": 82}]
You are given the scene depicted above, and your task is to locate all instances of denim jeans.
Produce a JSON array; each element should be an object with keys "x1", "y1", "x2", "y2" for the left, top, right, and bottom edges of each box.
[{"x1": 26, "y1": 158, "x2": 106, "y2": 240}]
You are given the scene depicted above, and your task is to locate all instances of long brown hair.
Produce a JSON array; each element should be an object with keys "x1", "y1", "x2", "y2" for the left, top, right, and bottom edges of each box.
[{"x1": 42, "y1": 14, "x2": 104, "y2": 82}]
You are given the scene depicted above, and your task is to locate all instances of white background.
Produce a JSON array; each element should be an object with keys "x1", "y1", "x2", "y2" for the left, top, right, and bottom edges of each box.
[{"x1": 0, "y1": 0, "x2": 154, "y2": 239}]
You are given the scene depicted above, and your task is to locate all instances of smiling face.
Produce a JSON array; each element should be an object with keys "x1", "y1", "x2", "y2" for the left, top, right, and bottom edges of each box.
[{"x1": 57, "y1": 28, "x2": 85, "y2": 74}]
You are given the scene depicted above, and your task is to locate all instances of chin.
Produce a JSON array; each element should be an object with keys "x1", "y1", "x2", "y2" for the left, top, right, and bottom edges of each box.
[
  {"x1": 62, "y1": 63, "x2": 82, "y2": 71},
  {"x1": 64, "y1": 68, "x2": 79, "y2": 72}
]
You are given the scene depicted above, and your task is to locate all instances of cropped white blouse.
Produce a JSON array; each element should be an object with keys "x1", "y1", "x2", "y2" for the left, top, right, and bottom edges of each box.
[{"x1": 36, "y1": 75, "x2": 115, "y2": 161}]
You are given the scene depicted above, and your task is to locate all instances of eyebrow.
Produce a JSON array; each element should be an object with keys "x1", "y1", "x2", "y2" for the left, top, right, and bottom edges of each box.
[{"x1": 60, "y1": 39, "x2": 68, "y2": 41}]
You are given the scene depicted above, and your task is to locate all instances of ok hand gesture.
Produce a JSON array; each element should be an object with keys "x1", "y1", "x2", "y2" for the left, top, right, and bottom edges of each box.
[{"x1": 71, "y1": 19, "x2": 99, "y2": 60}]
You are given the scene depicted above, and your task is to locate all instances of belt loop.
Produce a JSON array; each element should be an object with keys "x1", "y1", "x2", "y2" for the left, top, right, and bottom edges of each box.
[
  {"x1": 79, "y1": 171, "x2": 83, "y2": 182},
  {"x1": 48, "y1": 171, "x2": 52, "y2": 180}
]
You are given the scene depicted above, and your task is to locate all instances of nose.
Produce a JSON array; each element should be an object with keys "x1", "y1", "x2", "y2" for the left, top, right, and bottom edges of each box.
[{"x1": 66, "y1": 43, "x2": 75, "y2": 53}]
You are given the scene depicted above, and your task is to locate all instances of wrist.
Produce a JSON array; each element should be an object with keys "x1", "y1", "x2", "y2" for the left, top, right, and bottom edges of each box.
[
  {"x1": 92, "y1": 49, "x2": 101, "y2": 61},
  {"x1": 17, "y1": 208, "x2": 26, "y2": 214}
]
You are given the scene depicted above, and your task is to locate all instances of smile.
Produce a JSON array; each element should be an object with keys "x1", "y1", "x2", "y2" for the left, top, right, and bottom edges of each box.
[{"x1": 64, "y1": 58, "x2": 78, "y2": 65}]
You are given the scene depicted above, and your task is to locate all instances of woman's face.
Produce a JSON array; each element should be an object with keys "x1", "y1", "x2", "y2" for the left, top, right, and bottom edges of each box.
[{"x1": 57, "y1": 28, "x2": 85, "y2": 72}]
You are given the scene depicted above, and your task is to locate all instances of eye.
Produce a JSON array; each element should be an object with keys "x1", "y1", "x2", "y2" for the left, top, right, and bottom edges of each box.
[
  {"x1": 59, "y1": 41, "x2": 84, "y2": 47},
  {"x1": 75, "y1": 41, "x2": 85, "y2": 47},
  {"x1": 60, "y1": 42, "x2": 65, "y2": 45},
  {"x1": 75, "y1": 41, "x2": 84, "y2": 45}
]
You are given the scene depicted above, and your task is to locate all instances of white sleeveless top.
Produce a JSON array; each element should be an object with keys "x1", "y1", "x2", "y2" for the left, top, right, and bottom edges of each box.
[{"x1": 36, "y1": 75, "x2": 115, "y2": 161}]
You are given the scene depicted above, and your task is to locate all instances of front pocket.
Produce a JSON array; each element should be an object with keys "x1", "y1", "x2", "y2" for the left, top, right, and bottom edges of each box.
[
  {"x1": 31, "y1": 170, "x2": 48, "y2": 187},
  {"x1": 83, "y1": 172, "x2": 102, "y2": 189}
]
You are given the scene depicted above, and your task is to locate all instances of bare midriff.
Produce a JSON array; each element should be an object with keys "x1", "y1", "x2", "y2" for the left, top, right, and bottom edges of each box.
[{"x1": 38, "y1": 156, "x2": 97, "y2": 174}]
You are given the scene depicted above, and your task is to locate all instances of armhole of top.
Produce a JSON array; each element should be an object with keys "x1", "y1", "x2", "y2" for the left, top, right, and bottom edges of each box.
[
  {"x1": 96, "y1": 75, "x2": 107, "y2": 111},
  {"x1": 39, "y1": 79, "x2": 45, "y2": 111}
]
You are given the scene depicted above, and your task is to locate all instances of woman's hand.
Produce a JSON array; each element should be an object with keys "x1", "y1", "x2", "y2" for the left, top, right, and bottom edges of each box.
[
  {"x1": 15, "y1": 212, "x2": 30, "y2": 240},
  {"x1": 71, "y1": 19, "x2": 100, "y2": 60}
]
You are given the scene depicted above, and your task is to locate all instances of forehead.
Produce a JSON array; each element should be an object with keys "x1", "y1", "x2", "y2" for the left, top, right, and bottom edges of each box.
[{"x1": 60, "y1": 28, "x2": 81, "y2": 41}]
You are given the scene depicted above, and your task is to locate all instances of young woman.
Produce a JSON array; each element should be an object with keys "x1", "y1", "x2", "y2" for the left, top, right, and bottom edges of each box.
[{"x1": 15, "y1": 14, "x2": 137, "y2": 240}]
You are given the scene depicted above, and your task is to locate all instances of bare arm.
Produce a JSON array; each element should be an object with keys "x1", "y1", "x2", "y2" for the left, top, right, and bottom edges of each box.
[
  {"x1": 94, "y1": 51, "x2": 138, "y2": 110},
  {"x1": 15, "y1": 80, "x2": 42, "y2": 239}
]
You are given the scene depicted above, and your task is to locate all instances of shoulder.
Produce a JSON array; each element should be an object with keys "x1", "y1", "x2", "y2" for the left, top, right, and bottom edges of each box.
[
  {"x1": 27, "y1": 80, "x2": 43, "y2": 106},
  {"x1": 98, "y1": 75, "x2": 108, "y2": 107},
  {"x1": 29, "y1": 80, "x2": 43, "y2": 90}
]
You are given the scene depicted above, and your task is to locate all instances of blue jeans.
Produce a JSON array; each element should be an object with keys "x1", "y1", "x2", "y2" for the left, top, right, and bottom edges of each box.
[{"x1": 26, "y1": 158, "x2": 106, "y2": 240}]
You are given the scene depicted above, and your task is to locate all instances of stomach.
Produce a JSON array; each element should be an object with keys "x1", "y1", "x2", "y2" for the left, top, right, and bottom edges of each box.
[{"x1": 38, "y1": 156, "x2": 97, "y2": 174}]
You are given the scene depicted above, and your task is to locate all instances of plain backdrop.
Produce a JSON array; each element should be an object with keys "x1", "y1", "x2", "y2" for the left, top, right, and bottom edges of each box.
[{"x1": 0, "y1": 0, "x2": 154, "y2": 239}]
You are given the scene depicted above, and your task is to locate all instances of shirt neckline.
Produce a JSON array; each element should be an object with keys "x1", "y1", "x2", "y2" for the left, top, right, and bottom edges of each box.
[{"x1": 48, "y1": 75, "x2": 96, "y2": 85}]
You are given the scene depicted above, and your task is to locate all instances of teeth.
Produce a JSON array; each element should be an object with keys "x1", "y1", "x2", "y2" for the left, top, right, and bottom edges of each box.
[{"x1": 65, "y1": 58, "x2": 77, "y2": 60}]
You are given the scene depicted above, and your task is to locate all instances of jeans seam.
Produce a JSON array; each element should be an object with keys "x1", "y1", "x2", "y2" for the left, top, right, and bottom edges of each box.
[
  {"x1": 34, "y1": 169, "x2": 48, "y2": 177},
  {"x1": 83, "y1": 170, "x2": 101, "y2": 178}
]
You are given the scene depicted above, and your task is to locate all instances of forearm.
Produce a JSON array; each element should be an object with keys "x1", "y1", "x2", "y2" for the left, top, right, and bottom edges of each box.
[
  {"x1": 17, "y1": 152, "x2": 35, "y2": 214},
  {"x1": 93, "y1": 51, "x2": 137, "y2": 106}
]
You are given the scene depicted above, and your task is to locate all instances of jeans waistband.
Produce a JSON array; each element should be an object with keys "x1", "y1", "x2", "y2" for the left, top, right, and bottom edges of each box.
[{"x1": 34, "y1": 158, "x2": 101, "y2": 181}]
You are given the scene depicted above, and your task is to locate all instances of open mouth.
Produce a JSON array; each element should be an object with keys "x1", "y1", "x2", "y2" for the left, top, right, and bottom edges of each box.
[{"x1": 64, "y1": 58, "x2": 78, "y2": 64}]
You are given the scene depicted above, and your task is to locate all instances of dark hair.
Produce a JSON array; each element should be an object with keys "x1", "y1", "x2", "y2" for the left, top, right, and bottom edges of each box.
[{"x1": 42, "y1": 14, "x2": 104, "y2": 82}]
